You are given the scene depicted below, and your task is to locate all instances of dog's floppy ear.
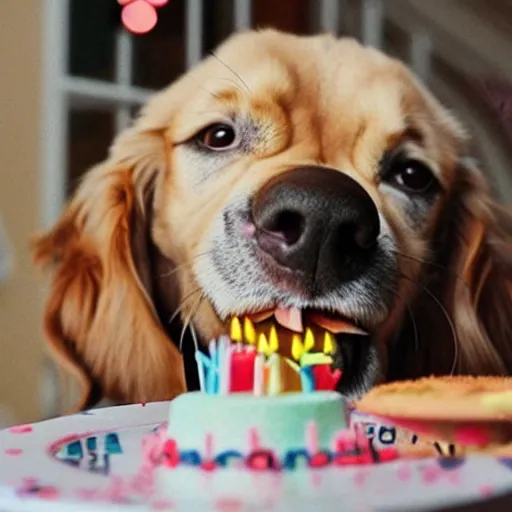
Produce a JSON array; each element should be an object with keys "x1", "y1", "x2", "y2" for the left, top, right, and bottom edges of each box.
[
  {"x1": 432, "y1": 159, "x2": 512, "y2": 376},
  {"x1": 33, "y1": 109, "x2": 187, "y2": 411}
]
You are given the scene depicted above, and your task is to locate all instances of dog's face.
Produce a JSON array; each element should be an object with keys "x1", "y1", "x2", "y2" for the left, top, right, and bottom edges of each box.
[{"x1": 34, "y1": 30, "x2": 512, "y2": 409}]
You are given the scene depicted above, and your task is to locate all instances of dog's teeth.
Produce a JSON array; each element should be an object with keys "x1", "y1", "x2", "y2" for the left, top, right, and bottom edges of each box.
[
  {"x1": 269, "y1": 326, "x2": 279, "y2": 353},
  {"x1": 230, "y1": 317, "x2": 243, "y2": 342},
  {"x1": 243, "y1": 317, "x2": 256, "y2": 344},
  {"x1": 323, "y1": 331, "x2": 335, "y2": 354}
]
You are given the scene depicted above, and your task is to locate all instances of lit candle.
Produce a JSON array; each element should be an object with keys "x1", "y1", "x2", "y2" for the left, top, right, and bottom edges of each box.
[
  {"x1": 243, "y1": 317, "x2": 257, "y2": 345},
  {"x1": 196, "y1": 351, "x2": 214, "y2": 394},
  {"x1": 300, "y1": 352, "x2": 332, "y2": 367},
  {"x1": 253, "y1": 353, "x2": 265, "y2": 396},
  {"x1": 291, "y1": 334, "x2": 304, "y2": 361},
  {"x1": 230, "y1": 318, "x2": 243, "y2": 343},
  {"x1": 267, "y1": 353, "x2": 282, "y2": 395},
  {"x1": 300, "y1": 366, "x2": 315, "y2": 393},
  {"x1": 218, "y1": 336, "x2": 232, "y2": 394},
  {"x1": 230, "y1": 346, "x2": 256, "y2": 392},
  {"x1": 207, "y1": 340, "x2": 218, "y2": 394},
  {"x1": 313, "y1": 365, "x2": 342, "y2": 391},
  {"x1": 303, "y1": 328, "x2": 315, "y2": 352},
  {"x1": 257, "y1": 332, "x2": 271, "y2": 356},
  {"x1": 282, "y1": 357, "x2": 302, "y2": 392},
  {"x1": 268, "y1": 326, "x2": 279, "y2": 354},
  {"x1": 195, "y1": 350, "x2": 206, "y2": 392}
]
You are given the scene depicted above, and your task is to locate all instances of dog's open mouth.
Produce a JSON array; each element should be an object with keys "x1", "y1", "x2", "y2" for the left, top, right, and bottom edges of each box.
[{"x1": 226, "y1": 306, "x2": 376, "y2": 396}]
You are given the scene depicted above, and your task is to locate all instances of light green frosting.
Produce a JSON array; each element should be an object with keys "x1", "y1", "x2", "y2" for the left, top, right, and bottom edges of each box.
[{"x1": 167, "y1": 391, "x2": 348, "y2": 457}]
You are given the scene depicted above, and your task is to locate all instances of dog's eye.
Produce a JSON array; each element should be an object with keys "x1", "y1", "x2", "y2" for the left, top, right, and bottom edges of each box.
[
  {"x1": 388, "y1": 159, "x2": 435, "y2": 194},
  {"x1": 197, "y1": 123, "x2": 238, "y2": 150}
]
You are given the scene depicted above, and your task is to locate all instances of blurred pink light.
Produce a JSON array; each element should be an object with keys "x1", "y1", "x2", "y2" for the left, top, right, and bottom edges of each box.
[{"x1": 118, "y1": 0, "x2": 169, "y2": 35}]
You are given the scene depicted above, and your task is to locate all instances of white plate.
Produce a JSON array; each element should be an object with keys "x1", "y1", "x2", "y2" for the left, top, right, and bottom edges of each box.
[{"x1": 1, "y1": 401, "x2": 512, "y2": 511}]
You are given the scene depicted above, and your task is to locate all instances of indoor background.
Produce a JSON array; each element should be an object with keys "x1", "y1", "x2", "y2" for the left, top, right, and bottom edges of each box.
[{"x1": 1, "y1": 0, "x2": 512, "y2": 427}]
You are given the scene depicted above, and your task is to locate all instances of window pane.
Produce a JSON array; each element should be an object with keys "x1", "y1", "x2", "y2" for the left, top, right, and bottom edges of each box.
[
  {"x1": 67, "y1": 110, "x2": 114, "y2": 196},
  {"x1": 132, "y1": 0, "x2": 186, "y2": 90},
  {"x1": 252, "y1": 0, "x2": 314, "y2": 35},
  {"x1": 204, "y1": 0, "x2": 234, "y2": 54},
  {"x1": 383, "y1": 20, "x2": 409, "y2": 62},
  {"x1": 69, "y1": 0, "x2": 121, "y2": 81}
]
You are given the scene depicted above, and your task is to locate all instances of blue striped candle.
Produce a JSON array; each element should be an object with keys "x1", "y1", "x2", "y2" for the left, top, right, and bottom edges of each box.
[{"x1": 300, "y1": 366, "x2": 315, "y2": 393}]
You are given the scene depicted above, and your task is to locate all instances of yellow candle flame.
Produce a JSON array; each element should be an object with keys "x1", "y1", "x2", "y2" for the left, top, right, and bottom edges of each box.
[
  {"x1": 323, "y1": 331, "x2": 335, "y2": 354},
  {"x1": 230, "y1": 317, "x2": 243, "y2": 342},
  {"x1": 304, "y1": 328, "x2": 315, "y2": 352},
  {"x1": 268, "y1": 326, "x2": 279, "y2": 353},
  {"x1": 257, "y1": 332, "x2": 271, "y2": 355},
  {"x1": 243, "y1": 317, "x2": 256, "y2": 344},
  {"x1": 291, "y1": 334, "x2": 304, "y2": 361}
]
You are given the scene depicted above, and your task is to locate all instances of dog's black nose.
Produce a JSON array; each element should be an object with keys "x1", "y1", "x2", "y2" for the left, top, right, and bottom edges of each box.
[{"x1": 252, "y1": 167, "x2": 380, "y2": 291}]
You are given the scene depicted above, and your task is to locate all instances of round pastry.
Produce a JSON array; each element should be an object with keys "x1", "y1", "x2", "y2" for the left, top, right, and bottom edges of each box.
[{"x1": 356, "y1": 376, "x2": 512, "y2": 448}]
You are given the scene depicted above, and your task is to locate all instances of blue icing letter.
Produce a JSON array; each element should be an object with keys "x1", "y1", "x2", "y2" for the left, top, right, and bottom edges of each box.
[
  {"x1": 180, "y1": 450, "x2": 201, "y2": 466},
  {"x1": 215, "y1": 451, "x2": 243, "y2": 467},
  {"x1": 282, "y1": 449, "x2": 310, "y2": 470},
  {"x1": 105, "y1": 433, "x2": 122, "y2": 454}
]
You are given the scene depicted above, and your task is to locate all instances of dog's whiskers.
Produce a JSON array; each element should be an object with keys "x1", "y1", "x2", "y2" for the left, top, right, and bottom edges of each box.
[
  {"x1": 158, "y1": 251, "x2": 213, "y2": 280},
  {"x1": 168, "y1": 287, "x2": 203, "y2": 326},
  {"x1": 392, "y1": 249, "x2": 469, "y2": 290},
  {"x1": 208, "y1": 51, "x2": 252, "y2": 94},
  {"x1": 405, "y1": 303, "x2": 420, "y2": 353},
  {"x1": 179, "y1": 292, "x2": 205, "y2": 352},
  {"x1": 190, "y1": 322, "x2": 200, "y2": 353},
  {"x1": 399, "y1": 272, "x2": 459, "y2": 374}
]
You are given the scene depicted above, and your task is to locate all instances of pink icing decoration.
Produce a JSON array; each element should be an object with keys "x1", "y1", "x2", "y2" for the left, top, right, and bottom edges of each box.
[
  {"x1": 205, "y1": 432, "x2": 214, "y2": 459},
  {"x1": 5, "y1": 448, "x2": 22, "y2": 456},
  {"x1": 9, "y1": 424, "x2": 32, "y2": 434},
  {"x1": 152, "y1": 499, "x2": 174, "y2": 510},
  {"x1": 305, "y1": 421, "x2": 319, "y2": 454},
  {"x1": 248, "y1": 427, "x2": 260, "y2": 451},
  {"x1": 396, "y1": 463, "x2": 412, "y2": 482},
  {"x1": 479, "y1": 485, "x2": 494, "y2": 498},
  {"x1": 215, "y1": 497, "x2": 243, "y2": 512},
  {"x1": 353, "y1": 469, "x2": 369, "y2": 488},
  {"x1": 454, "y1": 426, "x2": 490, "y2": 446},
  {"x1": 420, "y1": 462, "x2": 460, "y2": 486}
]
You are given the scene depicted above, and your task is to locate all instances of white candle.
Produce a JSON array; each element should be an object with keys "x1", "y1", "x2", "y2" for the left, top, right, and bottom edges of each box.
[
  {"x1": 267, "y1": 353, "x2": 282, "y2": 396},
  {"x1": 195, "y1": 351, "x2": 206, "y2": 393},
  {"x1": 253, "y1": 353, "x2": 265, "y2": 396},
  {"x1": 218, "y1": 336, "x2": 232, "y2": 394}
]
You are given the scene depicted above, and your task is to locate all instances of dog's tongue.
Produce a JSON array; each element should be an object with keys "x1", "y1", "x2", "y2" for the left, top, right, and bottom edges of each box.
[
  {"x1": 308, "y1": 311, "x2": 368, "y2": 335},
  {"x1": 247, "y1": 306, "x2": 368, "y2": 336},
  {"x1": 274, "y1": 306, "x2": 304, "y2": 333}
]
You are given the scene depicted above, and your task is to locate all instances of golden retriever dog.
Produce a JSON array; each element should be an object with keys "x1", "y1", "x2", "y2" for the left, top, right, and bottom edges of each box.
[{"x1": 33, "y1": 29, "x2": 512, "y2": 411}]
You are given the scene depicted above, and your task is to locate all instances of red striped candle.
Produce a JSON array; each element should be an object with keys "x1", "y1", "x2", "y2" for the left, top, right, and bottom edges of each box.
[
  {"x1": 312, "y1": 365, "x2": 342, "y2": 391},
  {"x1": 230, "y1": 346, "x2": 256, "y2": 392}
]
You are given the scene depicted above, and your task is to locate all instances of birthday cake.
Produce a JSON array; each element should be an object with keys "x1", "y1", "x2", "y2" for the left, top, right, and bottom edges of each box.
[{"x1": 143, "y1": 318, "x2": 399, "y2": 475}]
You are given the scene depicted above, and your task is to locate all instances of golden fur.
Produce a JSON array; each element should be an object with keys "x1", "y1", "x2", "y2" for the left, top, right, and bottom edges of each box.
[{"x1": 33, "y1": 30, "x2": 512, "y2": 410}]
